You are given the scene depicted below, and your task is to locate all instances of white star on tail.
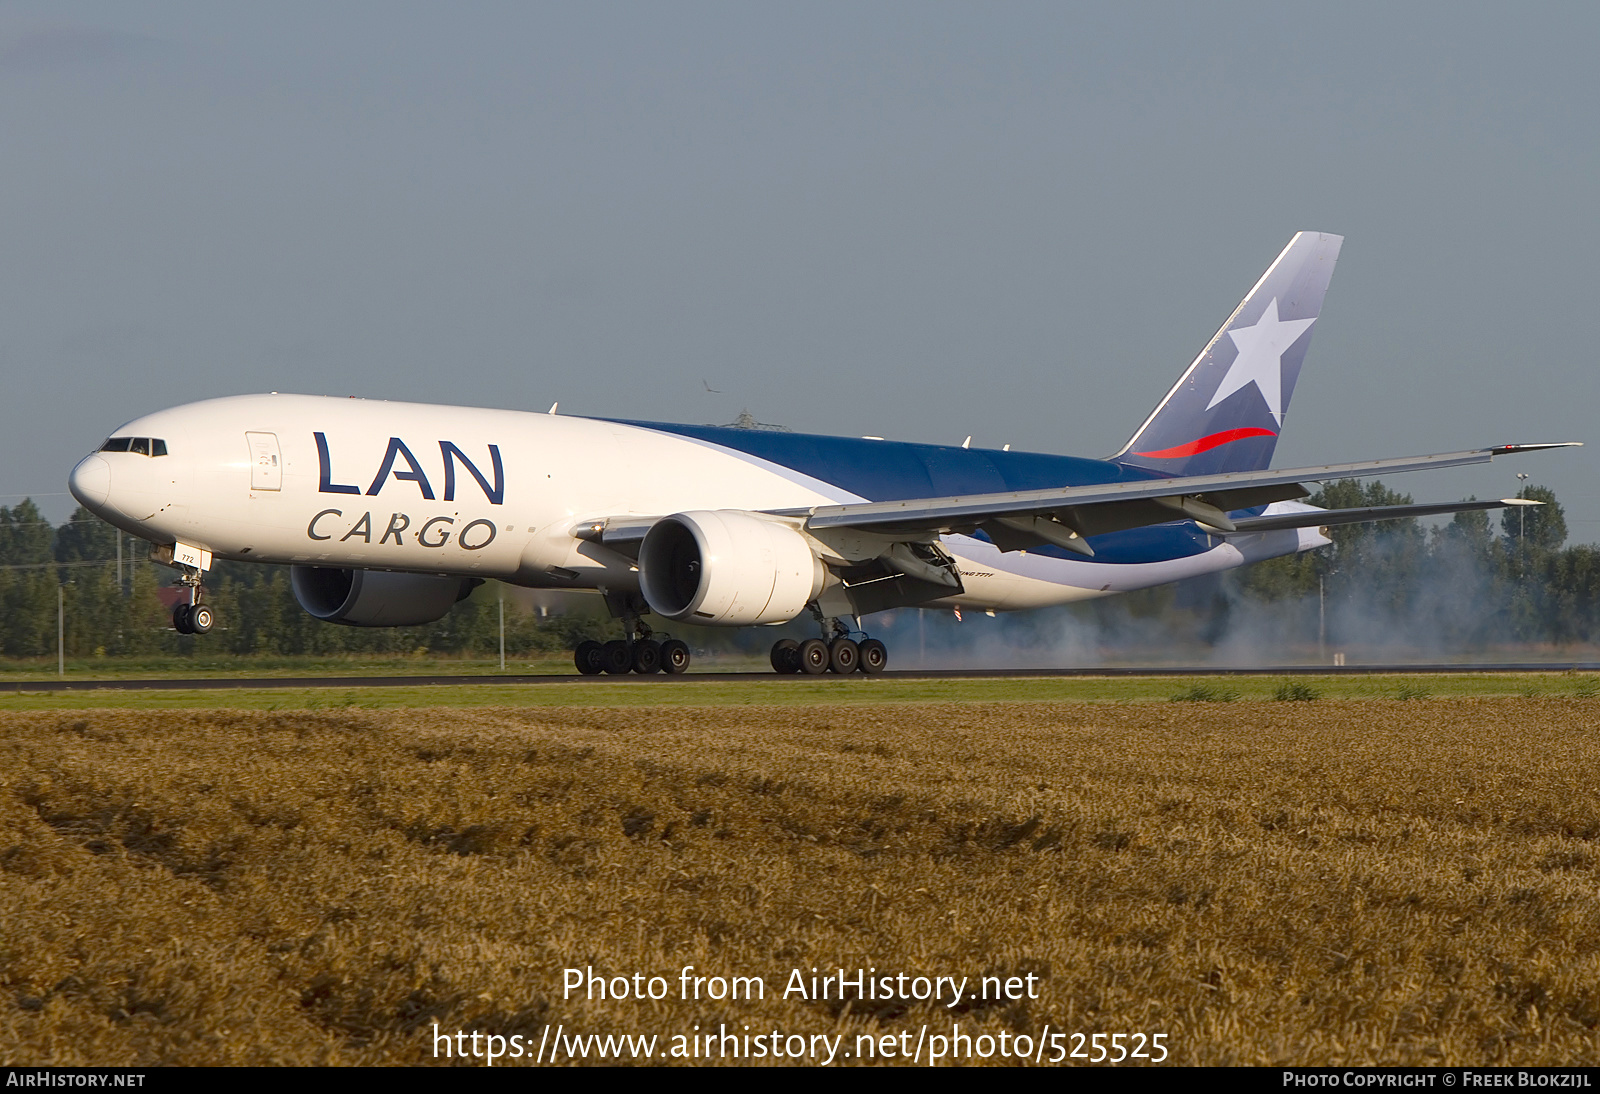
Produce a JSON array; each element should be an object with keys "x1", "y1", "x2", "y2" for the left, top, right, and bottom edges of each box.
[{"x1": 1205, "y1": 297, "x2": 1316, "y2": 425}]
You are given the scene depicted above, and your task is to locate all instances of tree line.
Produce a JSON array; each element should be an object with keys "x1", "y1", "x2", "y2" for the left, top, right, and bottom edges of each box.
[
  {"x1": 0, "y1": 499, "x2": 607, "y2": 660},
  {"x1": 1226, "y1": 481, "x2": 1600, "y2": 650},
  {"x1": 2, "y1": 482, "x2": 1597, "y2": 662}
]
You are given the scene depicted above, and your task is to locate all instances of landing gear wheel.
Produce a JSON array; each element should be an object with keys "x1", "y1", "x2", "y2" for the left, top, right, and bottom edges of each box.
[
  {"x1": 173, "y1": 604, "x2": 194, "y2": 634},
  {"x1": 797, "y1": 638, "x2": 830, "y2": 675},
  {"x1": 632, "y1": 639, "x2": 662, "y2": 674},
  {"x1": 828, "y1": 638, "x2": 859, "y2": 674},
  {"x1": 574, "y1": 640, "x2": 605, "y2": 675},
  {"x1": 660, "y1": 639, "x2": 691, "y2": 675},
  {"x1": 601, "y1": 640, "x2": 633, "y2": 675},
  {"x1": 189, "y1": 604, "x2": 215, "y2": 634},
  {"x1": 858, "y1": 638, "x2": 887, "y2": 674},
  {"x1": 770, "y1": 639, "x2": 800, "y2": 674}
]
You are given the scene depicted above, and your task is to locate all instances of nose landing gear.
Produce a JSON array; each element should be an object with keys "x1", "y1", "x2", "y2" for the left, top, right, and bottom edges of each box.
[{"x1": 171, "y1": 567, "x2": 213, "y2": 635}]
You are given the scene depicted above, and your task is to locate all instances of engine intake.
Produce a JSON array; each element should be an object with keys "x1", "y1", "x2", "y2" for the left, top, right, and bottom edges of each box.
[
  {"x1": 290, "y1": 566, "x2": 477, "y2": 627},
  {"x1": 638, "y1": 510, "x2": 823, "y2": 626}
]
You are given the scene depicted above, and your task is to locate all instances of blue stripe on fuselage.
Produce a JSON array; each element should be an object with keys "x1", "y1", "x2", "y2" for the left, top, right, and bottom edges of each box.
[{"x1": 604, "y1": 420, "x2": 1217, "y2": 566}]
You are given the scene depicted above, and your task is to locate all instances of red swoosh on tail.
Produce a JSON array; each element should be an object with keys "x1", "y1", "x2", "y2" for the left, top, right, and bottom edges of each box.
[{"x1": 1134, "y1": 427, "x2": 1277, "y2": 459}]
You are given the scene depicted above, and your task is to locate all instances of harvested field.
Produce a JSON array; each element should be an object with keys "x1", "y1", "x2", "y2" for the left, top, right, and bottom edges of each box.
[{"x1": 2, "y1": 698, "x2": 1599, "y2": 1066}]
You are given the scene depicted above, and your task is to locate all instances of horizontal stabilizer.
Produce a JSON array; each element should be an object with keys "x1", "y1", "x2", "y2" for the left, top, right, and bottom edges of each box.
[{"x1": 1227, "y1": 498, "x2": 1537, "y2": 534}]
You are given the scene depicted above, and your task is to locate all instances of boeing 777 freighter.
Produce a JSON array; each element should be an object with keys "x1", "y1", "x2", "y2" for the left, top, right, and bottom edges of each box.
[{"x1": 67, "y1": 232, "x2": 1575, "y2": 674}]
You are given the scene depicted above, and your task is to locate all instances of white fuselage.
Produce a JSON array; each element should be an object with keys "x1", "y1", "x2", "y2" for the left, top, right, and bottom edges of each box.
[{"x1": 68, "y1": 393, "x2": 1328, "y2": 616}]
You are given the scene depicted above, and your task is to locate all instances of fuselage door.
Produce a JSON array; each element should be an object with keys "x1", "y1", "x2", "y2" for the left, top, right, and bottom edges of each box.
[{"x1": 246, "y1": 432, "x2": 283, "y2": 492}]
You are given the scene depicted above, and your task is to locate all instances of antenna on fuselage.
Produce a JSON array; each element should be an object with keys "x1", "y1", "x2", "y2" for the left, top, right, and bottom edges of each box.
[{"x1": 548, "y1": 402, "x2": 559, "y2": 415}]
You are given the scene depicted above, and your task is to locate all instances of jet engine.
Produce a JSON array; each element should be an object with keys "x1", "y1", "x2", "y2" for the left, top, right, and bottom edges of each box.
[
  {"x1": 638, "y1": 510, "x2": 823, "y2": 626},
  {"x1": 290, "y1": 565, "x2": 478, "y2": 627}
]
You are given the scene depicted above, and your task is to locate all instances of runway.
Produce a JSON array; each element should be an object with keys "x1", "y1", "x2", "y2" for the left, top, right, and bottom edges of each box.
[{"x1": 5, "y1": 663, "x2": 1600, "y2": 692}]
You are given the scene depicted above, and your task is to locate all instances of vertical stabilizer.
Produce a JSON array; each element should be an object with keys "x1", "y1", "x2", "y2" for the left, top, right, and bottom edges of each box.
[{"x1": 1116, "y1": 231, "x2": 1342, "y2": 476}]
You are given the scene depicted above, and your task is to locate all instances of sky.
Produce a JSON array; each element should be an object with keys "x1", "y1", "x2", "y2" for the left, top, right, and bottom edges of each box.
[{"x1": 2, "y1": 2, "x2": 1597, "y2": 536}]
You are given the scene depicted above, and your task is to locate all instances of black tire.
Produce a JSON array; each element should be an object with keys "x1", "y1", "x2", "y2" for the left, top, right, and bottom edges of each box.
[
  {"x1": 189, "y1": 604, "x2": 215, "y2": 634},
  {"x1": 770, "y1": 639, "x2": 800, "y2": 674},
  {"x1": 632, "y1": 639, "x2": 662, "y2": 674},
  {"x1": 574, "y1": 640, "x2": 604, "y2": 675},
  {"x1": 660, "y1": 639, "x2": 691, "y2": 674},
  {"x1": 601, "y1": 640, "x2": 633, "y2": 675},
  {"x1": 828, "y1": 638, "x2": 859, "y2": 674},
  {"x1": 173, "y1": 604, "x2": 194, "y2": 634},
  {"x1": 798, "y1": 638, "x2": 830, "y2": 675},
  {"x1": 858, "y1": 638, "x2": 888, "y2": 674}
]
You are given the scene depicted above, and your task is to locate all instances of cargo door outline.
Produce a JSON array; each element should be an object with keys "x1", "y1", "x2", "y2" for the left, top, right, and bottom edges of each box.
[{"x1": 246, "y1": 432, "x2": 283, "y2": 492}]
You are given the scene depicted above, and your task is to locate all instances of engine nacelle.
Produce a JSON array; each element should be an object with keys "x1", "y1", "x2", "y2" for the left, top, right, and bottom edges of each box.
[
  {"x1": 290, "y1": 566, "x2": 477, "y2": 628},
  {"x1": 638, "y1": 510, "x2": 823, "y2": 626}
]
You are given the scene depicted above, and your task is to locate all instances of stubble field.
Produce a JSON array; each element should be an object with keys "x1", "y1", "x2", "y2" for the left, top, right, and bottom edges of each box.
[{"x1": 2, "y1": 690, "x2": 1599, "y2": 1066}]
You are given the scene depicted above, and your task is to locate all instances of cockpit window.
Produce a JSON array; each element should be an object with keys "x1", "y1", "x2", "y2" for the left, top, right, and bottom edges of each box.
[{"x1": 100, "y1": 437, "x2": 167, "y2": 457}]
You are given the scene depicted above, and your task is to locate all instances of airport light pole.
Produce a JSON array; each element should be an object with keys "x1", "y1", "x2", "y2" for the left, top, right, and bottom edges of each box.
[
  {"x1": 1318, "y1": 574, "x2": 1325, "y2": 662},
  {"x1": 1516, "y1": 472, "x2": 1530, "y2": 576}
]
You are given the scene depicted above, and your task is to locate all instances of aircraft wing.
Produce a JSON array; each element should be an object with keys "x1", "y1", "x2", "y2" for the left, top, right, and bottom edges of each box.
[{"x1": 793, "y1": 443, "x2": 1578, "y2": 552}]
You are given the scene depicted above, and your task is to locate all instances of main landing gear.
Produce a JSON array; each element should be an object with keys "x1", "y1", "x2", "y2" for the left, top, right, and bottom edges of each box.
[
  {"x1": 574, "y1": 637, "x2": 691, "y2": 676},
  {"x1": 770, "y1": 612, "x2": 887, "y2": 675},
  {"x1": 573, "y1": 597, "x2": 690, "y2": 676},
  {"x1": 171, "y1": 567, "x2": 214, "y2": 635}
]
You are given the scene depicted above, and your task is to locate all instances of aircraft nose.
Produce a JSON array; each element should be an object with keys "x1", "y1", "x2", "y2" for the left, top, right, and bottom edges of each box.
[{"x1": 69, "y1": 454, "x2": 111, "y2": 509}]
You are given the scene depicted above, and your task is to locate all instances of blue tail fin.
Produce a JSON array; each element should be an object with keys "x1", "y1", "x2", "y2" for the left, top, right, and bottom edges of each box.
[{"x1": 1115, "y1": 231, "x2": 1342, "y2": 476}]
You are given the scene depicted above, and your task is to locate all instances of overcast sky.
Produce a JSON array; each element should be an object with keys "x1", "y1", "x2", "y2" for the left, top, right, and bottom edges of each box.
[{"x1": 2, "y1": 2, "x2": 1596, "y2": 535}]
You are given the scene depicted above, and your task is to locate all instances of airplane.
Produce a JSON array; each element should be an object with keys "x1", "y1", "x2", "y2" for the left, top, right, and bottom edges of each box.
[{"x1": 66, "y1": 231, "x2": 1575, "y2": 675}]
